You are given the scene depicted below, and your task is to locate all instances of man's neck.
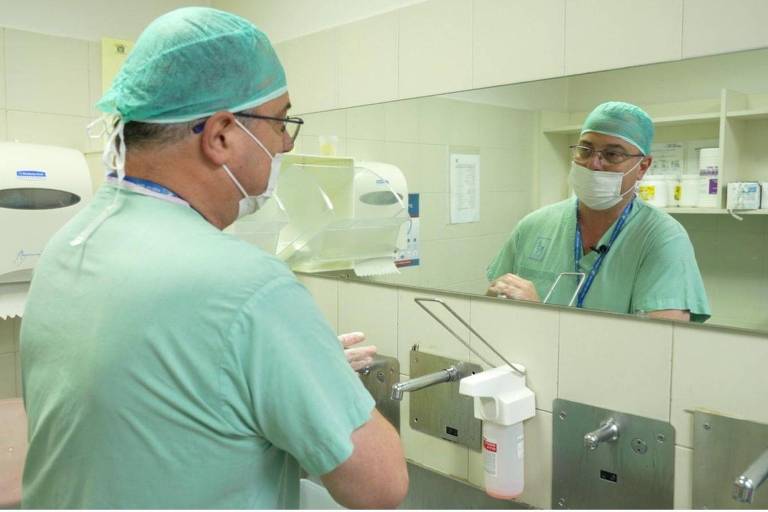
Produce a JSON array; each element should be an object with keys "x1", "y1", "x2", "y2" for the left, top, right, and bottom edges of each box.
[
  {"x1": 123, "y1": 148, "x2": 236, "y2": 230},
  {"x1": 578, "y1": 193, "x2": 635, "y2": 247}
]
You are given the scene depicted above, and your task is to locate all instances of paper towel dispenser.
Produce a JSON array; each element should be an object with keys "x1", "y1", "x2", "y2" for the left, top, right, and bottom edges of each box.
[
  {"x1": 230, "y1": 154, "x2": 409, "y2": 276},
  {"x1": 0, "y1": 142, "x2": 93, "y2": 284}
]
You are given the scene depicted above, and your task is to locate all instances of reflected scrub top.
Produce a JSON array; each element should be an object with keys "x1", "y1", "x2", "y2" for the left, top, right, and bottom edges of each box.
[
  {"x1": 487, "y1": 197, "x2": 711, "y2": 322},
  {"x1": 20, "y1": 184, "x2": 374, "y2": 509}
]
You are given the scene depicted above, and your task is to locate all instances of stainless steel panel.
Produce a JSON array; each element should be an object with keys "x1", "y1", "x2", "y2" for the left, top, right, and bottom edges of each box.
[
  {"x1": 692, "y1": 411, "x2": 768, "y2": 509},
  {"x1": 409, "y1": 350, "x2": 482, "y2": 450},
  {"x1": 552, "y1": 399, "x2": 675, "y2": 509},
  {"x1": 359, "y1": 354, "x2": 400, "y2": 431}
]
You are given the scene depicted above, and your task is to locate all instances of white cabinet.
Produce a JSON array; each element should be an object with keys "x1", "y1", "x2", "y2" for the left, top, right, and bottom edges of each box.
[
  {"x1": 564, "y1": 0, "x2": 683, "y2": 76},
  {"x1": 683, "y1": 0, "x2": 768, "y2": 58}
]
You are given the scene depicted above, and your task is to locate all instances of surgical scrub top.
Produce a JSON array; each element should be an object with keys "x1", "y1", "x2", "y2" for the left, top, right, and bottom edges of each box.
[
  {"x1": 487, "y1": 197, "x2": 711, "y2": 322},
  {"x1": 20, "y1": 184, "x2": 375, "y2": 509}
]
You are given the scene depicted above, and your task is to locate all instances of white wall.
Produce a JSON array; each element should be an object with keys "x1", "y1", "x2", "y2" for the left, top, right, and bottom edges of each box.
[{"x1": 0, "y1": 0, "x2": 210, "y2": 41}]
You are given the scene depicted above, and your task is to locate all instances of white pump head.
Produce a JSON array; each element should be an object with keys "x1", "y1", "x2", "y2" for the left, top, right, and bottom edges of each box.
[{"x1": 459, "y1": 365, "x2": 536, "y2": 426}]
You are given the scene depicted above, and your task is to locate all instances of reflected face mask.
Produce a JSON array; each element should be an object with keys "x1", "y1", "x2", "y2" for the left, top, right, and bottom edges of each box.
[
  {"x1": 568, "y1": 158, "x2": 642, "y2": 210},
  {"x1": 222, "y1": 119, "x2": 284, "y2": 219}
]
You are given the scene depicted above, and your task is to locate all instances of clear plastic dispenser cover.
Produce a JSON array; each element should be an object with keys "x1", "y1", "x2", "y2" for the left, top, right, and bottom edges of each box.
[{"x1": 238, "y1": 154, "x2": 410, "y2": 274}]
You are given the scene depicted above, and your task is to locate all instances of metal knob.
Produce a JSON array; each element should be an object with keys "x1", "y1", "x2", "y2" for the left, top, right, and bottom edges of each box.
[{"x1": 584, "y1": 418, "x2": 620, "y2": 450}]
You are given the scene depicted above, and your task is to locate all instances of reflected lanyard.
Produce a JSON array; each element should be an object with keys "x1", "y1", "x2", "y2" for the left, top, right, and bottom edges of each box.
[
  {"x1": 573, "y1": 200, "x2": 634, "y2": 308},
  {"x1": 106, "y1": 173, "x2": 189, "y2": 207}
]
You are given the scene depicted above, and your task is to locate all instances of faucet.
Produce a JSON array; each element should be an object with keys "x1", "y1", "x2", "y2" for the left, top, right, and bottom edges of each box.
[
  {"x1": 733, "y1": 448, "x2": 768, "y2": 504},
  {"x1": 584, "y1": 418, "x2": 620, "y2": 450},
  {"x1": 390, "y1": 365, "x2": 460, "y2": 400}
]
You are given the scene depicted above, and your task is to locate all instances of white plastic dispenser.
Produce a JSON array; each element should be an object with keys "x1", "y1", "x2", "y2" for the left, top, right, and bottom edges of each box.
[
  {"x1": 238, "y1": 154, "x2": 410, "y2": 276},
  {"x1": 459, "y1": 365, "x2": 536, "y2": 500},
  {"x1": 0, "y1": 142, "x2": 92, "y2": 284}
]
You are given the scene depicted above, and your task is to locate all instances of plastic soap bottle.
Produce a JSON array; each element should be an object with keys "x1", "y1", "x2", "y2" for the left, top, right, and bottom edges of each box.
[{"x1": 459, "y1": 365, "x2": 536, "y2": 499}]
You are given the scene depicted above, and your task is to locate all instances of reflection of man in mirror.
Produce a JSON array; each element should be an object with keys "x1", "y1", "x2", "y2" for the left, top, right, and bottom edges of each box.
[{"x1": 486, "y1": 101, "x2": 710, "y2": 322}]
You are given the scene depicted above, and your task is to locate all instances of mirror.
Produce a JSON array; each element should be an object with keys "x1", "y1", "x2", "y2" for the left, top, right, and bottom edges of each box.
[{"x1": 293, "y1": 47, "x2": 768, "y2": 333}]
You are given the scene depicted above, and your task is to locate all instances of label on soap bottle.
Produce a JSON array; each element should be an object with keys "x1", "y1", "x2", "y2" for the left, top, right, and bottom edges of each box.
[{"x1": 483, "y1": 437, "x2": 498, "y2": 476}]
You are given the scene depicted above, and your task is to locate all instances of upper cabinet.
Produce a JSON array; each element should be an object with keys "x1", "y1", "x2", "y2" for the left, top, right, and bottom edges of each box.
[
  {"x1": 398, "y1": 0, "x2": 473, "y2": 100},
  {"x1": 683, "y1": 0, "x2": 768, "y2": 58},
  {"x1": 472, "y1": 0, "x2": 566, "y2": 89},
  {"x1": 564, "y1": 0, "x2": 683, "y2": 76}
]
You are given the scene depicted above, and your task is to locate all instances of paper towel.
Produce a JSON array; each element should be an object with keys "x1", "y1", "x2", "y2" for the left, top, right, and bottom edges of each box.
[{"x1": 0, "y1": 282, "x2": 29, "y2": 319}]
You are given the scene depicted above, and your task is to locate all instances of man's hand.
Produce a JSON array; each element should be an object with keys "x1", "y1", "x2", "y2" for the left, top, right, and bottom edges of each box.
[
  {"x1": 338, "y1": 332, "x2": 377, "y2": 371},
  {"x1": 486, "y1": 273, "x2": 541, "y2": 302}
]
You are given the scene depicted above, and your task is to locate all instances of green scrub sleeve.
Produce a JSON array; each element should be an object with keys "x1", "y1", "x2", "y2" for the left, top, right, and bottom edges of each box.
[{"x1": 229, "y1": 276, "x2": 376, "y2": 476}]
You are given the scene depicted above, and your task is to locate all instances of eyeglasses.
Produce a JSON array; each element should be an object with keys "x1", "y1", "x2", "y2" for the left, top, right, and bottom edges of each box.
[
  {"x1": 569, "y1": 145, "x2": 644, "y2": 165},
  {"x1": 234, "y1": 112, "x2": 304, "y2": 141},
  {"x1": 191, "y1": 113, "x2": 304, "y2": 141}
]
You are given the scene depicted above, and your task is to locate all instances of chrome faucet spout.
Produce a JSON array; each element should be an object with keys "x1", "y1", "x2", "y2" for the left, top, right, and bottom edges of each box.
[
  {"x1": 733, "y1": 448, "x2": 768, "y2": 504},
  {"x1": 390, "y1": 365, "x2": 459, "y2": 401}
]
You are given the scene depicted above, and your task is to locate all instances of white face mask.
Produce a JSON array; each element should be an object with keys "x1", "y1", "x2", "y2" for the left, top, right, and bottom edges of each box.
[
  {"x1": 222, "y1": 119, "x2": 284, "y2": 219},
  {"x1": 568, "y1": 158, "x2": 643, "y2": 211}
]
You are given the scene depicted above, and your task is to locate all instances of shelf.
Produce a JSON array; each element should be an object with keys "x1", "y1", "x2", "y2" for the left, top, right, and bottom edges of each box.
[
  {"x1": 726, "y1": 108, "x2": 768, "y2": 120},
  {"x1": 543, "y1": 112, "x2": 721, "y2": 135},
  {"x1": 664, "y1": 207, "x2": 768, "y2": 215}
]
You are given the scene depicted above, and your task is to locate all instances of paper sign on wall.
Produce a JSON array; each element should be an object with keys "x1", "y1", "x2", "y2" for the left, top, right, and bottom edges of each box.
[
  {"x1": 102, "y1": 37, "x2": 134, "y2": 94},
  {"x1": 450, "y1": 153, "x2": 480, "y2": 224}
]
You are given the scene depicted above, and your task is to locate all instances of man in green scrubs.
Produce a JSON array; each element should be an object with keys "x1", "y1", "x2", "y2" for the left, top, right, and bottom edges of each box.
[
  {"x1": 487, "y1": 101, "x2": 710, "y2": 322},
  {"x1": 20, "y1": 8, "x2": 407, "y2": 509}
]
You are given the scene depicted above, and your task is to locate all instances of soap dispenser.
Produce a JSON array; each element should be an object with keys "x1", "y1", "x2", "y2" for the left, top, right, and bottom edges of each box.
[{"x1": 459, "y1": 365, "x2": 535, "y2": 499}]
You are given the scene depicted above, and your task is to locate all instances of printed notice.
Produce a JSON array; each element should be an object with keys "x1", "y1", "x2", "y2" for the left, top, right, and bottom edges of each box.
[{"x1": 450, "y1": 153, "x2": 480, "y2": 224}]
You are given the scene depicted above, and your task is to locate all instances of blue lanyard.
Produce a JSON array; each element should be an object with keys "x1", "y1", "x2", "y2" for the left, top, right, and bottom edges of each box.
[
  {"x1": 108, "y1": 173, "x2": 180, "y2": 199},
  {"x1": 573, "y1": 200, "x2": 634, "y2": 308}
]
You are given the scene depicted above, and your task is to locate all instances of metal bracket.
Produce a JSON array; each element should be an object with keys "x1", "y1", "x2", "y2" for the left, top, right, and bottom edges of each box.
[
  {"x1": 692, "y1": 410, "x2": 768, "y2": 509},
  {"x1": 553, "y1": 399, "x2": 675, "y2": 509},
  {"x1": 358, "y1": 354, "x2": 400, "y2": 432},
  {"x1": 409, "y1": 350, "x2": 482, "y2": 450}
]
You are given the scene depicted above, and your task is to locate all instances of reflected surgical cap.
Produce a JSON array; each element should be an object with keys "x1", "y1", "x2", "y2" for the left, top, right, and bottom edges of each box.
[
  {"x1": 96, "y1": 7, "x2": 287, "y2": 123},
  {"x1": 580, "y1": 101, "x2": 654, "y2": 155}
]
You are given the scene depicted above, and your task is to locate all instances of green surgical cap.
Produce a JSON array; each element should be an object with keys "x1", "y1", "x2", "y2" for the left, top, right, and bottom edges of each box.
[
  {"x1": 580, "y1": 101, "x2": 654, "y2": 155},
  {"x1": 97, "y1": 7, "x2": 287, "y2": 123}
]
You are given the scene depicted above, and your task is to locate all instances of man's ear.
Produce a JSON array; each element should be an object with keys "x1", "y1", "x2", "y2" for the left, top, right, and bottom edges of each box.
[
  {"x1": 637, "y1": 155, "x2": 653, "y2": 180},
  {"x1": 198, "y1": 111, "x2": 238, "y2": 166}
]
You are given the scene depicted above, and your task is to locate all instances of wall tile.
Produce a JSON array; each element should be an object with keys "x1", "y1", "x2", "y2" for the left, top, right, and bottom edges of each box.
[
  {"x1": 88, "y1": 41, "x2": 102, "y2": 118},
  {"x1": 0, "y1": 352, "x2": 16, "y2": 399},
  {"x1": 564, "y1": 0, "x2": 683, "y2": 75},
  {"x1": 683, "y1": 0, "x2": 768, "y2": 58},
  {"x1": 417, "y1": 97, "x2": 453, "y2": 145},
  {"x1": 398, "y1": 0, "x2": 473, "y2": 99},
  {"x1": 5, "y1": 29, "x2": 90, "y2": 117},
  {"x1": 384, "y1": 99, "x2": 420, "y2": 144},
  {"x1": 338, "y1": 281, "x2": 398, "y2": 358},
  {"x1": 6, "y1": 111, "x2": 93, "y2": 152},
  {"x1": 0, "y1": 318, "x2": 15, "y2": 355},
  {"x1": 397, "y1": 289, "x2": 471, "y2": 375},
  {"x1": 337, "y1": 12, "x2": 398, "y2": 108},
  {"x1": 400, "y1": 389, "x2": 470, "y2": 479},
  {"x1": 275, "y1": 30, "x2": 337, "y2": 115},
  {"x1": 0, "y1": 29, "x2": 6, "y2": 109},
  {"x1": 558, "y1": 310, "x2": 673, "y2": 421},
  {"x1": 296, "y1": 274, "x2": 339, "y2": 332},
  {"x1": 468, "y1": 298, "x2": 559, "y2": 411},
  {"x1": 417, "y1": 144, "x2": 448, "y2": 194},
  {"x1": 345, "y1": 138, "x2": 387, "y2": 161},
  {"x1": 473, "y1": 0, "x2": 565, "y2": 88},
  {"x1": 346, "y1": 103, "x2": 387, "y2": 141},
  {"x1": 671, "y1": 325, "x2": 768, "y2": 448},
  {"x1": 468, "y1": 411, "x2": 553, "y2": 509},
  {"x1": 300, "y1": 109, "x2": 347, "y2": 138},
  {"x1": 674, "y1": 445, "x2": 693, "y2": 509},
  {"x1": 0, "y1": 109, "x2": 6, "y2": 140}
]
